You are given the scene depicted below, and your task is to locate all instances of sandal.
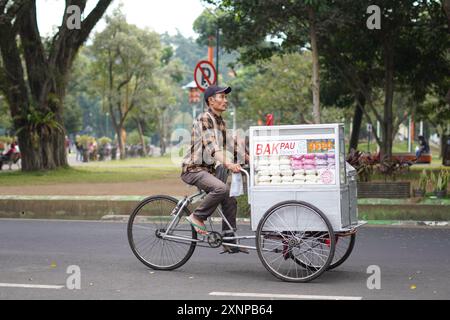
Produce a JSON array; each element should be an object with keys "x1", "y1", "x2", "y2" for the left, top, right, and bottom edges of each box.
[{"x1": 186, "y1": 216, "x2": 209, "y2": 235}]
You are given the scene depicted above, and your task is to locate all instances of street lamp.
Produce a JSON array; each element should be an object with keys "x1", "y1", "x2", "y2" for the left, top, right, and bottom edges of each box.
[
  {"x1": 215, "y1": 25, "x2": 220, "y2": 86},
  {"x1": 183, "y1": 81, "x2": 201, "y2": 120}
]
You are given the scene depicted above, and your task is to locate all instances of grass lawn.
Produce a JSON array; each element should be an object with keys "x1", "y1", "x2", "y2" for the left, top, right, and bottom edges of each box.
[
  {"x1": 78, "y1": 155, "x2": 179, "y2": 167},
  {"x1": 0, "y1": 157, "x2": 180, "y2": 186},
  {"x1": 358, "y1": 140, "x2": 441, "y2": 155}
]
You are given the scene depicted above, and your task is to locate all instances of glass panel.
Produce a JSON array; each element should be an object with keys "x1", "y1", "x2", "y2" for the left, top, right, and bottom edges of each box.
[
  {"x1": 339, "y1": 125, "x2": 347, "y2": 185},
  {"x1": 252, "y1": 136, "x2": 337, "y2": 186}
]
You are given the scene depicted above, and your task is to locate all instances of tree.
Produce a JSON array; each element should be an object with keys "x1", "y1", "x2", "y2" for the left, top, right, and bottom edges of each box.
[
  {"x1": 317, "y1": 0, "x2": 449, "y2": 159},
  {"x1": 127, "y1": 57, "x2": 182, "y2": 156},
  {"x1": 200, "y1": 1, "x2": 449, "y2": 161},
  {"x1": 90, "y1": 8, "x2": 162, "y2": 159},
  {"x1": 64, "y1": 48, "x2": 91, "y2": 135},
  {"x1": 238, "y1": 52, "x2": 313, "y2": 125},
  {"x1": 197, "y1": 0, "x2": 329, "y2": 123},
  {"x1": 0, "y1": 0, "x2": 112, "y2": 171},
  {"x1": 416, "y1": 85, "x2": 450, "y2": 158}
]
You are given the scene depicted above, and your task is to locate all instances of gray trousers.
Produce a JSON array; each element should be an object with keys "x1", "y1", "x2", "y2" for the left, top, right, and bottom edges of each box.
[{"x1": 181, "y1": 170, "x2": 237, "y2": 232}]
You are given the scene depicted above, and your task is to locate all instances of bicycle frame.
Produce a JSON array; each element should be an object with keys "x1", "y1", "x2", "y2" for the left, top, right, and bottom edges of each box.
[{"x1": 160, "y1": 169, "x2": 260, "y2": 251}]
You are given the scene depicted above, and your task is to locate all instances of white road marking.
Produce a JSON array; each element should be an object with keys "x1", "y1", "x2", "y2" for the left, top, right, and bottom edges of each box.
[
  {"x1": 209, "y1": 292, "x2": 362, "y2": 300},
  {"x1": 0, "y1": 283, "x2": 64, "y2": 290}
]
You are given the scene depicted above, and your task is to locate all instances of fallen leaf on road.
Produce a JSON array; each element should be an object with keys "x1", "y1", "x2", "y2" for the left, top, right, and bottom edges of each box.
[{"x1": 410, "y1": 285, "x2": 417, "y2": 290}]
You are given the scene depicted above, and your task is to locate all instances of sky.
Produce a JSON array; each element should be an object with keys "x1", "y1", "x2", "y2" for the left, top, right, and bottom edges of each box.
[{"x1": 37, "y1": 0, "x2": 207, "y2": 39}]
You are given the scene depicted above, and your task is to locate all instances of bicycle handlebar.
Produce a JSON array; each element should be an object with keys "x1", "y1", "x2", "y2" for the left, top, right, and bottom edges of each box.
[{"x1": 240, "y1": 168, "x2": 251, "y2": 203}]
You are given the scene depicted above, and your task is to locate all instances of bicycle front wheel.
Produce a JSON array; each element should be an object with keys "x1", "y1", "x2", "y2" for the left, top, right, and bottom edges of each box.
[{"x1": 127, "y1": 195, "x2": 197, "y2": 270}]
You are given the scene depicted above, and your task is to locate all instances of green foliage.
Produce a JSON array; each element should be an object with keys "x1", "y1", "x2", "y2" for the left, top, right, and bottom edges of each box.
[
  {"x1": 89, "y1": 7, "x2": 165, "y2": 150},
  {"x1": 418, "y1": 170, "x2": 428, "y2": 191},
  {"x1": 236, "y1": 52, "x2": 312, "y2": 125},
  {"x1": 201, "y1": 0, "x2": 449, "y2": 159},
  {"x1": 433, "y1": 169, "x2": 449, "y2": 192},
  {"x1": 65, "y1": 48, "x2": 92, "y2": 135},
  {"x1": 0, "y1": 136, "x2": 13, "y2": 145},
  {"x1": 76, "y1": 135, "x2": 96, "y2": 148},
  {"x1": 0, "y1": 95, "x2": 12, "y2": 134},
  {"x1": 193, "y1": 9, "x2": 220, "y2": 46},
  {"x1": 14, "y1": 107, "x2": 65, "y2": 148},
  {"x1": 98, "y1": 137, "x2": 112, "y2": 146},
  {"x1": 127, "y1": 130, "x2": 149, "y2": 146}
]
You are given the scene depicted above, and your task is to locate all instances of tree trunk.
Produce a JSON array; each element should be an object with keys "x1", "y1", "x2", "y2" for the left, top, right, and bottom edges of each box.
[
  {"x1": 117, "y1": 127, "x2": 127, "y2": 160},
  {"x1": 308, "y1": 6, "x2": 321, "y2": 124},
  {"x1": 349, "y1": 94, "x2": 365, "y2": 153},
  {"x1": 136, "y1": 119, "x2": 148, "y2": 156},
  {"x1": 381, "y1": 39, "x2": 395, "y2": 161}
]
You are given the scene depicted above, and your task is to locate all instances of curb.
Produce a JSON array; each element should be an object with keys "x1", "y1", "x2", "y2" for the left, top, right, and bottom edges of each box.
[
  {"x1": 363, "y1": 220, "x2": 450, "y2": 228},
  {"x1": 100, "y1": 215, "x2": 449, "y2": 228},
  {"x1": 0, "y1": 195, "x2": 449, "y2": 228}
]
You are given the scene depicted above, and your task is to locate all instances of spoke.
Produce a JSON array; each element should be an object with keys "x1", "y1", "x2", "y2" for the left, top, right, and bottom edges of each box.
[{"x1": 134, "y1": 224, "x2": 156, "y2": 231}]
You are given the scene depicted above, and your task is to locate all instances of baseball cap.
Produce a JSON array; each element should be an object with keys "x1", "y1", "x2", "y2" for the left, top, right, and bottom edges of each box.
[{"x1": 204, "y1": 85, "x2": 232, "y2": 105}]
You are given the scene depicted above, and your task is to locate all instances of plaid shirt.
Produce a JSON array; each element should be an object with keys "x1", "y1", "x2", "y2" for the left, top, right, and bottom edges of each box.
[{"x1": 182, "y1": 108, "x2": 243, "y2": 175}]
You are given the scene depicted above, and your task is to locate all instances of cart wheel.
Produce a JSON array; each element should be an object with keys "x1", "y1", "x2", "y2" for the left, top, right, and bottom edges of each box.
[
  {"x1": 293, "y1": 233, "x2": 356, "y2": 271},
  {"x1": 256, "y1": 201, "x2": 335, "y2": 283},
  {"x1": 328, "y1": 233, "x2": 356, "y2": 270}
]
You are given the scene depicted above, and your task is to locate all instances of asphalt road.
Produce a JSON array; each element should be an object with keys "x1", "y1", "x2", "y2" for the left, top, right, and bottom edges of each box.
[{"x1": 0, "y1": 219, "x2": 449, "y2": 300}]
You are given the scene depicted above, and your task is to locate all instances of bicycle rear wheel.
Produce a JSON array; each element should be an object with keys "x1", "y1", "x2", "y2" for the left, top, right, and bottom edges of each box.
[
  {"x1": 328, "y1": 233, "x2": 356, "y2": 270},
  {"x1": 127, "y1": 195, "x2": 197, "y2": 270}
]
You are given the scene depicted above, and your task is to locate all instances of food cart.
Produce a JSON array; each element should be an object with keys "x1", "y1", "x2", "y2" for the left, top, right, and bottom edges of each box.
[
  {"x1": 128, "y1": 123, "x2": 365, "y2": 283},
  {"x1": 248, "y1": 123, "x2": 360, "y2": 232},
  {"x1": 240, "y1": 123, "x2": 364, "y2": 282}
]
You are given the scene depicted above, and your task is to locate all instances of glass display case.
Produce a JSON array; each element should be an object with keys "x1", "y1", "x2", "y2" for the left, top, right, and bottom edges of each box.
[
  {"x1": 250, "y1": 124, "x2": 346, "y2": 189},
  {"x1": 248, "y1": 124, "x2": 356, "y2": 232}
]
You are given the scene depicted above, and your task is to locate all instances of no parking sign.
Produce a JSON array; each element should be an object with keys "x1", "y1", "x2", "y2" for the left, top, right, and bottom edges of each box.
[{"x1": 194, "y1": 60, "x2": 217, "y2": 92}]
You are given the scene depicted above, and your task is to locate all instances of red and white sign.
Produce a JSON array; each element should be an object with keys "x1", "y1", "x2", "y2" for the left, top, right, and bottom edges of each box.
[
  {"x1": 194, "y1": 60, "x2": 217, "y2": 92},
  {"x1": 255, "y1": 140, "x2": 307, "y2": 156}
]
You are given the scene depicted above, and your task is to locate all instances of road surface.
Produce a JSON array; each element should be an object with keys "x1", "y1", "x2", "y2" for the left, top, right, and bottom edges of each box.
[{"x1": 0, "y1": 219, "x2": 449, "y2": 300}]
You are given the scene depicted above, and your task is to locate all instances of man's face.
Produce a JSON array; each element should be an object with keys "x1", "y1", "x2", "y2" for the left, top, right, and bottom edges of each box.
[{"x1": 209, "y1": 93, "x2": 228, "y2": 113}]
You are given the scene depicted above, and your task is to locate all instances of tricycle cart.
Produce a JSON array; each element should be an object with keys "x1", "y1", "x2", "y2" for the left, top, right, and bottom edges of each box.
[{"x1": 127, "y1": 124, "x2": 365, "y2": 282}]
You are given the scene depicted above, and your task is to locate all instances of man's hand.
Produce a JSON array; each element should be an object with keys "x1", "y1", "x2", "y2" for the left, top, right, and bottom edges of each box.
[{"x1": 226, "y1": 163, "x2": 242, "y2": 173}]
